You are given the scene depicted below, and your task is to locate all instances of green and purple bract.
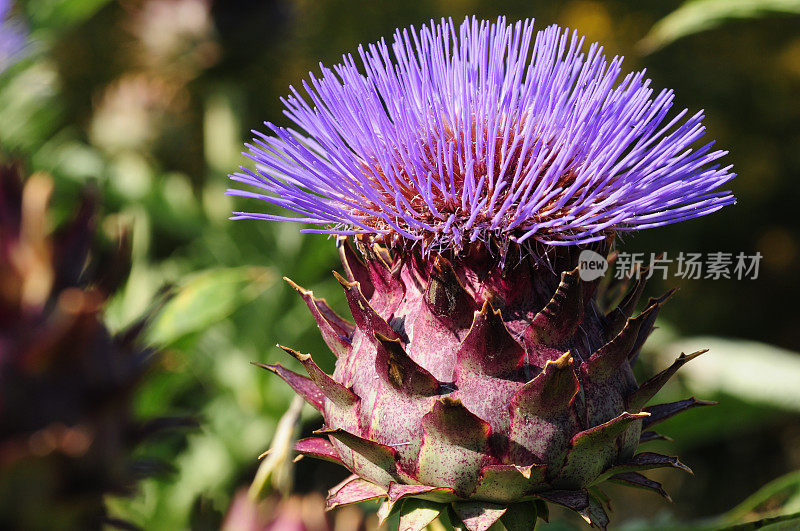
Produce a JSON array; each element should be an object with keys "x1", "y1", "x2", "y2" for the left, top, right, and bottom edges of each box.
[{"x1": 230, "y1": 17, "x2": 734, "y2": 251}]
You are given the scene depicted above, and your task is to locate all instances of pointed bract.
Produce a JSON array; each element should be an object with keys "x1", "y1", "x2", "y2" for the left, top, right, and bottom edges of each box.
[
  {"x1": 627, "y1": 350, "x2": 707, "y2": 411},
  {"x1": 425, "y1": 255, "x2": 477, "y2": 329},
  {"x1": 456, "y1": 302, "x2": 525, "y2": 378},
  {"x1": 294, "y1": 437, "x2": 344, "y2": 465},
  {"x1": 254, "y1": 362, "x2": 325, "y2": 412},
  {"x1": 337, "y1": 237, "x2": 374, "y2": 299},
  {"x1": 378, "y1": 483, "x2": 458, "y2": 528},
  {"x1": 605, "y1": 272, "x2": 647, "y2": 340},
  {"x1": 639, "y1": 431, "x2": 673, "y2": 444},
  {"x1": 285, "y1": 277, "x2": 353, "y2": 357},
  {"x1": 363, "y1": 243, "x2": 405, "y2": 310},
  {"x1": 471, "y1": 464, "x2": 547, "y2": 502},
  {"x1": 584, "y1": 495, "x2": 611, "y2": 529},
  {"x1": 609, "y1": 472, "x2": 672, "y2": 502},
  {"x1": 534, "y1": 500, "x2": 550, "y2": 523},
  {"x1": 377, "y1": 499, "x2": 398, "y2": 526},
  {"x1": 569, "y1": 412, "x2": 649, "y2": 452},
  {"x1": 628, "y1": 290, "x2": 677, "y2": 362},
  {"x1": 557, "y1": 412, "x2": 649, "y2": 488},
  {"x1": 387, "y1": 483, "x2": 459, "y2": 504},
  {"x1": 334, "y1": 270, "x2": 399, "y2": 341},
  {"x1": 582, "y1": 304, "x2": 657, "y2": 381},
  {"x1": 278, "y1": 345, "x2": 358, "y2": 408},
  {"x1": 592, "y1": 452, "x2": 692, "y2": 484},
  {"x1": 327, "y1": 476, "x2": 387, "y2": 509},
  {"x1": 316, "y1": 428, "x2": 401, "y2": 484},
  {"x1": 374, "y1": 332, "x2": 440, "y2": 395},
  {"x1": 418, "y1": 398, "x2": 492, "y2": 496},
  {"x1": 643, "y1": 397, "x2": 717, "y2": 429},
  {"x1": 398, "y1": 498, "x2": 444, "y2": 531},
  {"x1": 527, "y1": 268, "x2": 583, "y2": 347},
  {"x1": 536, "y1": 490, "x2": 609, "y2": 529},
  {"x1": 451, "y1": 501, "x2": 508, "y2": 531},
  {"x1": 511, "y1": 352, "x2": 579, "y2": 417}
]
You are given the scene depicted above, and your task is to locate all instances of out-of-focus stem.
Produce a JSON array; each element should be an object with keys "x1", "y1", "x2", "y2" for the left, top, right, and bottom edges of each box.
[{"x1": 248, "y1": 395, "x2": 304, "y2": 500}]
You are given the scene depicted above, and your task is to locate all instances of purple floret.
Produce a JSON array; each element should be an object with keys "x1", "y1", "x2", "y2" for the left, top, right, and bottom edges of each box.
[
  {"x1": 229, "y1": 16, "x2": 735, "y2": 251},
  {"x1": 0, "y1": 0, "x2": 27, "y2": 73}
]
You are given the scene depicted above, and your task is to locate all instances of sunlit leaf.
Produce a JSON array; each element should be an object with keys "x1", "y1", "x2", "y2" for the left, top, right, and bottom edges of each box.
[
  {"x1": 640, "y1": 0, "x2": 800, "y2": 53},
  {"x1": 719, "y1": 471, "x2": 800, "y2": 525},
  {"x1": 24, "y1": 0, "x2": 114, "y2": 29},
  {"x1": 617, "y1": 472, "x2": 800, "y2": 529},
  {"x1": 147, "y1": 267, "x2": 273, "y2": 347},
  {"x1": 0, "y1": 62, "x2": 62, "y2": 151},
  {"x1": 658, "y1": 337, "x2": 800, "y2": 413},
  {"x1": 740, "y1": 513, "x2": 800, "y2": 530}
]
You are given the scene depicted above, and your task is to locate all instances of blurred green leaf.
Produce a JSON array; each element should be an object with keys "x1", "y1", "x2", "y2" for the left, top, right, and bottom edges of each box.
[
  {"x1": 729, "y1": 513, "x2": 800, "y2": 530},
  {"x1": 621, "y1": 511, "x2": 800, "y2": 530},
  {"x1": 640, "y1": 0, "x2": 800, "y2": 53},
  {"x1": 658, "y1": 337, "x2": 800, "y2": 413},
  {"x1": 0, "y1": 62, "x2": 62, "y2": 151},
  {"x1": 621, "y1": 471, "x2": 800, "y2": 529},
  {"x1": 204, "y1": 88, "x2": 245, "y2": 174},
  {"x1": 25, "y1": 0, "x2": 114, "y2": 29},
  {"x1": 147, "y1": 267, "x2": 274, "y2": 347},
  {"x1": 744, "y1": 513, "x2": 800, "y2": 529},
  {"x1": 718, "y1": 471, "x2": 800, "y2": 526}
]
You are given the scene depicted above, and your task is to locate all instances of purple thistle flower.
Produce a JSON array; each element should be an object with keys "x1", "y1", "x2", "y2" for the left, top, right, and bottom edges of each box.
[
  {"x1": 0, "y1": 0, "x2": 27, "y2": 73},
  {"x1": 229, "y1": 16, "x2": 735, "y2": 252}
]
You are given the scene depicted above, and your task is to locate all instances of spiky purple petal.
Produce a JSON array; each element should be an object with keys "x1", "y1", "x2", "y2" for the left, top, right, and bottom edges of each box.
[{"x1": 230, "y1": 16, "x2": 735, "y2": 252}]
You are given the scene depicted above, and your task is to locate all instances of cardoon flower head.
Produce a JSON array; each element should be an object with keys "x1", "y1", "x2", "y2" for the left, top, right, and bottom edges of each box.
[
  {"x1": 232, "y1": 17, "x2": 734, "y2": 530},
  {"x1": 230, "y1": 17, "x2": 734, "y2": 253},
  {"x1": 0, "y1": 0, "x2": 27, "y2": 73}
]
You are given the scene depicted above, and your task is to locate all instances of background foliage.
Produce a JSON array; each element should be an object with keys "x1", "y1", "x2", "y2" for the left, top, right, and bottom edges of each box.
[{"x1": 2, "y1": 0, "x2": 800, "y2": 529}]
